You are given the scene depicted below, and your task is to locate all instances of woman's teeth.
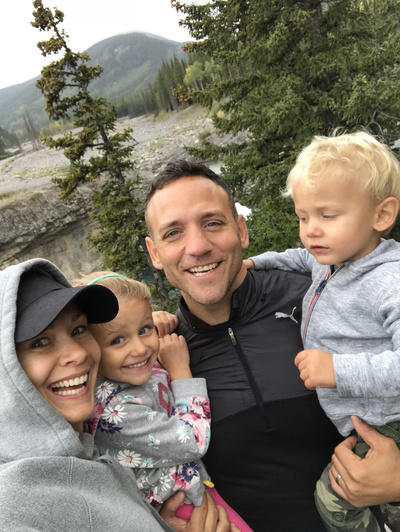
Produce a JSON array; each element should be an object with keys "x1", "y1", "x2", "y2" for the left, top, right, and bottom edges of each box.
[
  {"x1": 54, "y1": 386, "x2": 86, "y2": 396},
  {"x1": 52, "y1": 374, "x2": 88, "y2": 388},
  {"x1": 51, "y1": 373, "x2": 88, "y2": 395}
]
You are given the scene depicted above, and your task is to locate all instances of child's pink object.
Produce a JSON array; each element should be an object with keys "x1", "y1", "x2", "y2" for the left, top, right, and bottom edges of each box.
[{"x1": 174, "y1": 485, "x2": 253, "y2": 531}]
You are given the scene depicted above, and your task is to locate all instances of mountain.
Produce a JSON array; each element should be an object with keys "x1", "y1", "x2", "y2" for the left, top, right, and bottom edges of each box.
[{"x1": 0, "y1": 32, "x2": 186, "y2": 138}]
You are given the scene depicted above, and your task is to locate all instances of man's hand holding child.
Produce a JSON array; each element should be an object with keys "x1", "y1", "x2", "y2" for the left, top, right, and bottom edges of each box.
[{"x1": 153, "y1": 310, "x2": 179, "y2": 337}]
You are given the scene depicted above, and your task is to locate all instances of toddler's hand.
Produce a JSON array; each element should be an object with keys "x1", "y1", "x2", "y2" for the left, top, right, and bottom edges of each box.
[
  {"x1": 159, "y1": 333, "x2": 192, "y2": 381},
  {"x1": 294, "y1": 349, "x2": 336, "y2": 389},
  {"x1": 153, "y1": 311, "x2": 178, "y2": 337},
  {"x1": 243, "y1": 258, "x2": 254, "y2": 269}
]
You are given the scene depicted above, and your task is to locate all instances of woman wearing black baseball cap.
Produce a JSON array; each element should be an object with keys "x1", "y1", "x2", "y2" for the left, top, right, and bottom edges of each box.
[{"x1": 0, "y1": 258, "x2": 232, "y2": 531}]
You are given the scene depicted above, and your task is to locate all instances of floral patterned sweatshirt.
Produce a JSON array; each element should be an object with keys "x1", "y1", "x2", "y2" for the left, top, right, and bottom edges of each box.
[{"x1": 90, "y1": 363, "x2": 211, "y2": 508}]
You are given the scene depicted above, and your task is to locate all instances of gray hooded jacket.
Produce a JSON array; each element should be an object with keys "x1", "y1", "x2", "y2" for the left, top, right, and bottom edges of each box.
[
  {"x1": 0, "y1": 258, "x2": 172, "y2": 531},
  {"x1": 252, "y1": 239, "x2": 400, "y2": 436}
]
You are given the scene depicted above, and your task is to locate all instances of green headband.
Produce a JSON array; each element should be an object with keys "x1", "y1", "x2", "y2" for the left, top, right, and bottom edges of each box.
[{"x1": 87, "y1": 273, "x2": 128, "y2": 285}]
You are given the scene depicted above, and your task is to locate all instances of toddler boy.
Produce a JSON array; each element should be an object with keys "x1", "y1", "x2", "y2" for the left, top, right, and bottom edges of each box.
[{"x1": 249, "y1": 131, "x2": 400, "y2": 531}]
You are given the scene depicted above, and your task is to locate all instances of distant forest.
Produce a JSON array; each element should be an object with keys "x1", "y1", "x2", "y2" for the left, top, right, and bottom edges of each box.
[
  {"x1": 0, "y1": 126, "x2": 20, "y2": 159},
  {"x1": 0, "y1": 31, "x2": 214, "y2": 156},
  {"x1": 38, "y1": 51, "x2": 209, "y2": 139},
  {"x1": 115, "y1": 53, "x2": 209, "y2": 118}
]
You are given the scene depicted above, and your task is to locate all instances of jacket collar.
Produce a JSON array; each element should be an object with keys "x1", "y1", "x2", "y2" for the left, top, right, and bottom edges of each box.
[{"x1": 178, "y1": 272, "x2": 252, "y2": 331}]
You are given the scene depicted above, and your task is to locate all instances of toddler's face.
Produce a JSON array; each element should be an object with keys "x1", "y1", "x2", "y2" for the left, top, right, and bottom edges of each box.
[
  {"x1": 90, "y1": 297, "x2": 159, "y2": 386},
  {"x1": 293, "y1": 168, "x2": 381, "y2": 266}
]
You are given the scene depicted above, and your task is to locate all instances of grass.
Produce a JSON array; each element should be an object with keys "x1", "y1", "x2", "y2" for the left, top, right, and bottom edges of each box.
[
  {"x1": 178, "y1": 104, "x2": 210, "y2": 121},
  {"x1": 198, "y1": 129, "x2": 214, "y2": 142},
  {"x1": 0, "y1": 191, "x2": 12, "y2": 202},
  {"x1": 0, "y1": 156, "x2": 16, "y2": 173},
  {"x1": 16, "y1": 165, "x2": 69, "y2": 180},
  {"x1": 153, "y1": 110, "x2": 171, "y2": 123},
  {"x1": 0, "y1": 188, "x2": 46, "y2": 210},
  {"x1": 148, "y1": 138, "x2": 166, "y2": 152},
  {"x1": 153, "y1": 104, "x2": 211, "y2": 123},
  {"x1": 0, "y1": 190, "x2": 25, "y2": 209}
]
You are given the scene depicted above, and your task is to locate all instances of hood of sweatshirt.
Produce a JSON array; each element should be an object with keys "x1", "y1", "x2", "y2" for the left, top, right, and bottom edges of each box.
[
  {"x1": 0, "y1": 258, "x2": 92, "y2": 463},
  {"x1": 344, "y1": 238, "x2": 400, "y2": 274}
]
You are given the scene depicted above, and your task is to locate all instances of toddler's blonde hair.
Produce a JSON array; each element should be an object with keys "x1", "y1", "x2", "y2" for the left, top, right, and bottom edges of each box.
[
  {"x1": 285, "y1": 131, "x2": 400, "y2": 204},
  {"x1": 74, "y1": 271, "x2": 151, "y2": 303}
]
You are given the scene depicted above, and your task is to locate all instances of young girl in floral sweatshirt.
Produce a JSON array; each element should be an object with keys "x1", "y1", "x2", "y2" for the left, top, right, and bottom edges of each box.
[{"x1": 77, "y1": 271, "x2": 251, "y2": 531}]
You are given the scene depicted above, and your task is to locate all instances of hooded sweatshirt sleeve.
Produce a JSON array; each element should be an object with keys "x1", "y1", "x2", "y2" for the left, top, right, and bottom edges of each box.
[
  {"x1": 93, "y1": 372, "x2": 211, "y2": 467},
  {"x1": 335, "y1": 272, "x2": 400, "y2": 399},
  {"x1": 251, "y1": 247, "x2": 315, "y2": 274}
]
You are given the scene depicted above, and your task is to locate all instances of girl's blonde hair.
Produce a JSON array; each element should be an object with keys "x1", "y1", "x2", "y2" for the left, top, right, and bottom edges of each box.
[
  {"x1": 285, "y1": 131, "x2": 400, "y2": 203},
  {"x1": 74, "y1": 271, "x2": 151, "y2": 303}
]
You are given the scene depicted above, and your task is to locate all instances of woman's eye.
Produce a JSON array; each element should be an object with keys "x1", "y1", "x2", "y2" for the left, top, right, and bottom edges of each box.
[
  {"x1": 111, "y1": 336, "x2": 124, "y2": 345},
  {"x1": 322, "y1": 214, "x2": 337, "y2": 219},
  {"x1": 31, "y1": 337, "x2": 49, "y2": 348},
  {"x1": 72, "y1": 325, "x2": 86, "y2": 336}
]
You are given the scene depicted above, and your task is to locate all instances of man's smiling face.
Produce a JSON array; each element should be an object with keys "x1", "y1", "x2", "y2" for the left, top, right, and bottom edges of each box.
[{"x1": 145, "y1": 176, "x2": 249, "y2": 319}]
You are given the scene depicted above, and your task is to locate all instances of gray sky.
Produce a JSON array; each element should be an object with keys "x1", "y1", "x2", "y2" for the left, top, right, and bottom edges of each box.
[{"x1": 0, "y1": 0, "x2": 193, "y2": 90}]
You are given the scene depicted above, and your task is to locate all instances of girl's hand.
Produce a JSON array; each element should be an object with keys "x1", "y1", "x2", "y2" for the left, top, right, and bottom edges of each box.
[
  {"x1": 153, "y1": 311, "x2": 178, "y2": 337},
  {"x1": 161, "y1": 491, "x2": 234, "y2": 532},
  {"x1": 158, "y1": 333, "x2": 192, "y2": 380}
]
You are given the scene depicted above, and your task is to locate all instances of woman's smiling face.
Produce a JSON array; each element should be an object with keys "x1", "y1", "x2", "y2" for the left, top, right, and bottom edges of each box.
[{"x1": 16, "y1": 302, "x2": 101, "y2": 432}]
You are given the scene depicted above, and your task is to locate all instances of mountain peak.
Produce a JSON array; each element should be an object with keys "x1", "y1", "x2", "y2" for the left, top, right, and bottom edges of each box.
[{"x1": 0, "y1": 32, "x2": 187, "y2": 136}]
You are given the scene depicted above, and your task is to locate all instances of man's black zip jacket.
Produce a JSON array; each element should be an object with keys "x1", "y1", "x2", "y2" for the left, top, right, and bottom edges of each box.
[{"x1": 176, "y1": 269, "x2": 342, "y2": 531}]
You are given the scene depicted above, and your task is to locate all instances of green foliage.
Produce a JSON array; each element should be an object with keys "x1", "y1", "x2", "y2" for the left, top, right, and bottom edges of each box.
[
  {"x1": 116, "y1": 55, "x2": 191, "y2": 117},
  {"x1": 114, "y1": 51, "x2": 224, "y2": 118},
  {"x1": 32, "y1": 0, "x2": 134, "y2": 194},
  {"x1": 40, "y1": 119, "x2": 73, "y2": 137},
  {"x1": 174, "y1": 0, "x2": 400, "y2": 251},
  {"x1": 89, "y1": 179, "x2": 147, "y2": 273},
  {"x1": 0, "y1": 126, "x2": 20, "y2": 157},
  {"x1": 32, "y1": 0, "x2": 172, "y2": 308}
]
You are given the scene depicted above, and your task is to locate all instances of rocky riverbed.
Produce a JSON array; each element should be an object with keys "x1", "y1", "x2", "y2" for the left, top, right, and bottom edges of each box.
[{"x1": 0, "y1": 105, "x2": 228, "y2": 277}]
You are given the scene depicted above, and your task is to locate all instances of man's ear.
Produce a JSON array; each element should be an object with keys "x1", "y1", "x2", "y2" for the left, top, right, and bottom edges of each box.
[
  {"x1": 373, "y1": 197, "x2": 399, "y2": 232},
  {"x1": 145, "y1": 236, "x2": 163, "y2": 270},
  {"x1": 237, "y1": 214, "x2": 249, "y2": 250}
]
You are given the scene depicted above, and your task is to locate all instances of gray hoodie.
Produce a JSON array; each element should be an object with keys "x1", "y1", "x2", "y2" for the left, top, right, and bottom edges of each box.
[
  {"x1": 252, "y1": 239, "x2": 400, "y2": 436},
  {"x1": 0, "y1": 258, "x2": 172, "y2": 531}
]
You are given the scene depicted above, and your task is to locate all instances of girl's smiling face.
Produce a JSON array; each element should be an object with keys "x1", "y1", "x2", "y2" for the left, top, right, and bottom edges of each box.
[
  {"x1": 16, "y1": 303, "x2": 101, "y2": 432},
  {"x1": 90, "y1": 297, "x2": 159, "y2": 387}
]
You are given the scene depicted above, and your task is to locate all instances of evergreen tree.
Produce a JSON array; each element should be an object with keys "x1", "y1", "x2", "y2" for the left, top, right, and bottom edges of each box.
[
  {"x1": 133, "y1": 55, "x2": 191, "y2": 116},
  {"x1": 0, "y1": 126, "x2": 20, "y2": 158},
  {"x1": 31, "y1": 0, "x2": 170, "y2": 306},
  {"x1": 0, "y1": 135, "x2": 5, "y2": 158},
  {"x1": 173, "y1": 0, "x2": 400, "y2": 251},
  {"x1": 23, "y1": 112, "x2": 41, "y2": 151}
]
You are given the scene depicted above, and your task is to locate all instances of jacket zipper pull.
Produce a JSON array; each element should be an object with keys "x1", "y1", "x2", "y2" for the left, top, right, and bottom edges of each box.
[
  {"x1": 228, "y1": 327, "x2": 237, "y2": 346},
  {"x1": 316, "y1": 279, "x2": 327, "y2": 294}
]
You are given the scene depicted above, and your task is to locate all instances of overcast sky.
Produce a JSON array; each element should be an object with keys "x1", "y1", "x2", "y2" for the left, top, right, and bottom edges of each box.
[{"x1": 0, "y1": 0, "x2": 194, "y2": 90}]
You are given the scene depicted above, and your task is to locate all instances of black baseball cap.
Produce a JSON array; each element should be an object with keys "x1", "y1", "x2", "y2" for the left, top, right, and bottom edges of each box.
[{"x1": 15, "y1": 269, "x2": 119, "y2": 343}]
